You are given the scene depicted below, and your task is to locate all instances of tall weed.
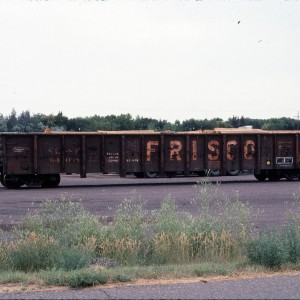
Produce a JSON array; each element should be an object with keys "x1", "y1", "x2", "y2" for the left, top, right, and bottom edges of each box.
[
  {"x1": 0, "y1": 181, "x2": 284, "y2": 272},
  {"x1": 5, "y1": 233, "x2": 60, "y2": 272},
  {"x1": 191, "y1": 181, "x2": 253, "y2": 237},
  {"x1": 112, "y1": 192, "x2": 148, "y2": 240},
  {"x1": 20, "y1": 197, "x2": 101, "y2": 246}
]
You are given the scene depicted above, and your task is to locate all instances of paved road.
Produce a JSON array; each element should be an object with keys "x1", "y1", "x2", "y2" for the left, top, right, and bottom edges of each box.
[
  {"x1": 0, "y1": 174, "x2": 299, "y2": 229},
  {"x1": 1, "y1": 274, "x2": 300, "y2": 299}
]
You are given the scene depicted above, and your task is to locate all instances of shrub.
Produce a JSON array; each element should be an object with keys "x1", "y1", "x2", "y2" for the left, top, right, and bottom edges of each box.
[
  {"x1": 284, "y1": 190, "x2": 300, "y2": 263},
  {"x1": 151, "y1": 232, "x2": 190, "y2": 264},
  {"x1": 43, "y1": 269, "x2": 108, "y2": 288},
  {"x1": 54, "y1": 245, "x2": 94, "y2": 271},
  {"x1": 111, "y1": 274, "x2": 132, "y2": 283},
  {"x1": 112, "y1": 193, "x2": 148, "y2": 241},
  {"x1": 245, "y1": 189, "x2": 300, "y2": 270},
  {"x1": 6, "y1": 233, "x2": 60, "y2": 272},
  {"x1": 3, "y1": 232, "x2": 95, "y2": 272},
  {"x1": 189, "y1": 230, "x2": 237, "y2": 262},
  {"x1": 67, "y1": 269, "x2": 108, "y2": 288},
  {"x1": 0, "y1": 242, "x2": 10, "y2": 270},
  {"x1": 282, "y1": 224, "x2": 300, "y2": 264},
  {"x1": 97, "y1": 193, "x2": 152, "y2": 265},
  {"x1": 245, "y1": 229, "x2": 287, "y2": 269},
  {"x1": 153, "y1": 195, "x2": 194, "y2": 235},
  {"x1": 286, "y1": 189, "x2": 300, "y2": 226},
  {"x1": 20, "y1": 197, "x2": 102, "y2": 246},
  {"x1": 191, "y1": 181, "x2": 254, "y2": 238},
  {"x1": 0, "y1": 271, "x2": 35, "y2": 284},
  {"x1": 99, "y1": 237, "x2": 141, "y2": 265}
]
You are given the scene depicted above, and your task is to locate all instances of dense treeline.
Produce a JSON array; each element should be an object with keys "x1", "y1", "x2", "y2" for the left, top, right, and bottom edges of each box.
[{"x1": 0, "y1": 109, "x2": 299, "y2": 132}]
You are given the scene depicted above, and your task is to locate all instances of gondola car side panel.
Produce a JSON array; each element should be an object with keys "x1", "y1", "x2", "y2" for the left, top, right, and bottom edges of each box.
[
  {"x1": 225, "y1": 134, "x2": 241, "y2": 172},
  {"x1": 164, "y1": 135, "x2": 185, "y2": 173},
  {"x1": 86, "y1": 135, "x2": 101, "y2": 173},
  {"x1": 5, "y1": 135, "x2": 33, "y2": 174},
  {"x1": 64, "y1": 135, "x2": 81, "y2": 174},
  {"x1": 103, "y1": 135, "x2": 120, "y2": 173},
  {"x1": 189, "y1": 135, "x2": 205, "y2": 173},
  {"x1": 144, "y1": 135, "x2": 160, "y2": 173},
  {"x1": 260, "y1": 135, "x2": 274, "y2": 169},
  {"x1": 242, "y1": 135, "x2": 257, "y2": 171},
  {"x1": 275, "y1": 134, "x2": 295, "y2": 169},
  {"x1": 38, "y1": 135, "x2": 61, "y2": 174},
  {"x1": 207, "y1": 135, "x2": 222, "y2": 172},
  {"x1": 124, "y1": 135, "x2": 142, "y2": 173}
]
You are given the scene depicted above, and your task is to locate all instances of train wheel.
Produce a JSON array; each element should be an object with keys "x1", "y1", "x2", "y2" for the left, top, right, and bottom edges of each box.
[
  {"x1": 144, "y1": 172, "x2": 158, "y2": 178},
  {"x1": 209, "y1": 170, "x2": 221, "y2": 177},
  {"x1": 41, "y1": 174, "x2": 61, "y2": 188},
  {"x1": 226, "y1": 169, "x2": 240, "y2": 176},
  {"x1": 133, "y1": 172, "x2": 145, "y2": 178},
  {"x1": 0, "y1": 175, "x2": 4, "y2": 186},
  {"x1": 3, "y1": 175, "x2": 22, "y2": 189},
  {"x1": 196, "y1": 171, "x2": 207, "y2": 177},
  {"x1": 284, "y1": 173, "x2": 293, "y2": 181},
  {"x1": 166, "y1": 172, "x2": 176, "y2": 178},
  {"x1": 254, "y1": 172, "x2": 267, "y2": 181},
  {"x1": 267, "y1": 172, "x2": 280, "y2": 181}
]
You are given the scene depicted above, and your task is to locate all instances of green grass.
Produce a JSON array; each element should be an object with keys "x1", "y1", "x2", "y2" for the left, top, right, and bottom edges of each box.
[
  {"x1": 0, "y1": 271, "x2": 37, "y2": 285},
  {"x1": 42, "y1": 269, "x2": 109, "y2": 288},
  {"x1": 0, "y1": 262, "x2": 295, "y2": 289}
]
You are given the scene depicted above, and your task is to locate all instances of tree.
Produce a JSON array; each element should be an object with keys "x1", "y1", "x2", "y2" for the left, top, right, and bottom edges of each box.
[
  {"x1": 54, "y1": 112, "x2": 68, "y2": 129},
  {"x1": 6, "y1": 109, "x2": 17, "y2": 131},
  {"x1": 134, "y1": 116, "x2": 158, "y2": 130},
  {"x1": 67, "y1": 117, "x2": 91, "y2": 131},
  {"x1": 228, "y1": 116, "x2": 239, "y2": 128},
  {"x1": 181, "y1": 118, "x2": 202, "y2": 131},
  {"x1": 114, "y1": 114, "x2": 134, "y2": 130},
  {"x1": 228, "y1": 115, "x2": 246, "y2": 128},
  {"x1": 18, "y1": 110, "x2": 32, "y2": 132},
  {"x1": 0, "y1": 114, "x2": 7, "y2": 131},
  {"x1": 2, "y1": 110, "x2": 299, "y2": 132}
]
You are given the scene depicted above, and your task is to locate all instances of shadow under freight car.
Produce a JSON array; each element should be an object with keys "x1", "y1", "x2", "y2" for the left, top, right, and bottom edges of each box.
[
  {"x1": 1, "y1": 171, "x2": 299, "y2": 190},
  {"x1": 5, "y1": 173, "x2": 297, "y2": 190}
]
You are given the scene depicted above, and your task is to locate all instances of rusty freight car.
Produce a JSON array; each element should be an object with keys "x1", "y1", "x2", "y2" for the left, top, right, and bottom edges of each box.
[{"x1": 0, "y1": 128, "x2": 300, "y2": 188}]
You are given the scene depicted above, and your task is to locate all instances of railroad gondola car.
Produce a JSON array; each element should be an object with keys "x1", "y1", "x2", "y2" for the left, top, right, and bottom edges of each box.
[{"x1": 0, "y1": 128, "x2": 299, "y2": 188}]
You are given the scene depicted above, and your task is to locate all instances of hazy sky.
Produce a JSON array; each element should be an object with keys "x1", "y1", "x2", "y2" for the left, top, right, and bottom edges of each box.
[{"x1": 0, "y1": 0, "x2": 299, "y2": 122}]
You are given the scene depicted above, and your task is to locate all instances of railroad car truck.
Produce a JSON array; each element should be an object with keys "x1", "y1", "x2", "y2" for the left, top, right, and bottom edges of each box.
[{"x1": 0, "y1": 129, "x2": 299, "y2": 188}]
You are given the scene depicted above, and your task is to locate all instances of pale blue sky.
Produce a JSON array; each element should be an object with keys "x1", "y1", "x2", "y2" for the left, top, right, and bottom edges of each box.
[{"x1": 0, "y1": 0, "x2": 299, "y2": 122}]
